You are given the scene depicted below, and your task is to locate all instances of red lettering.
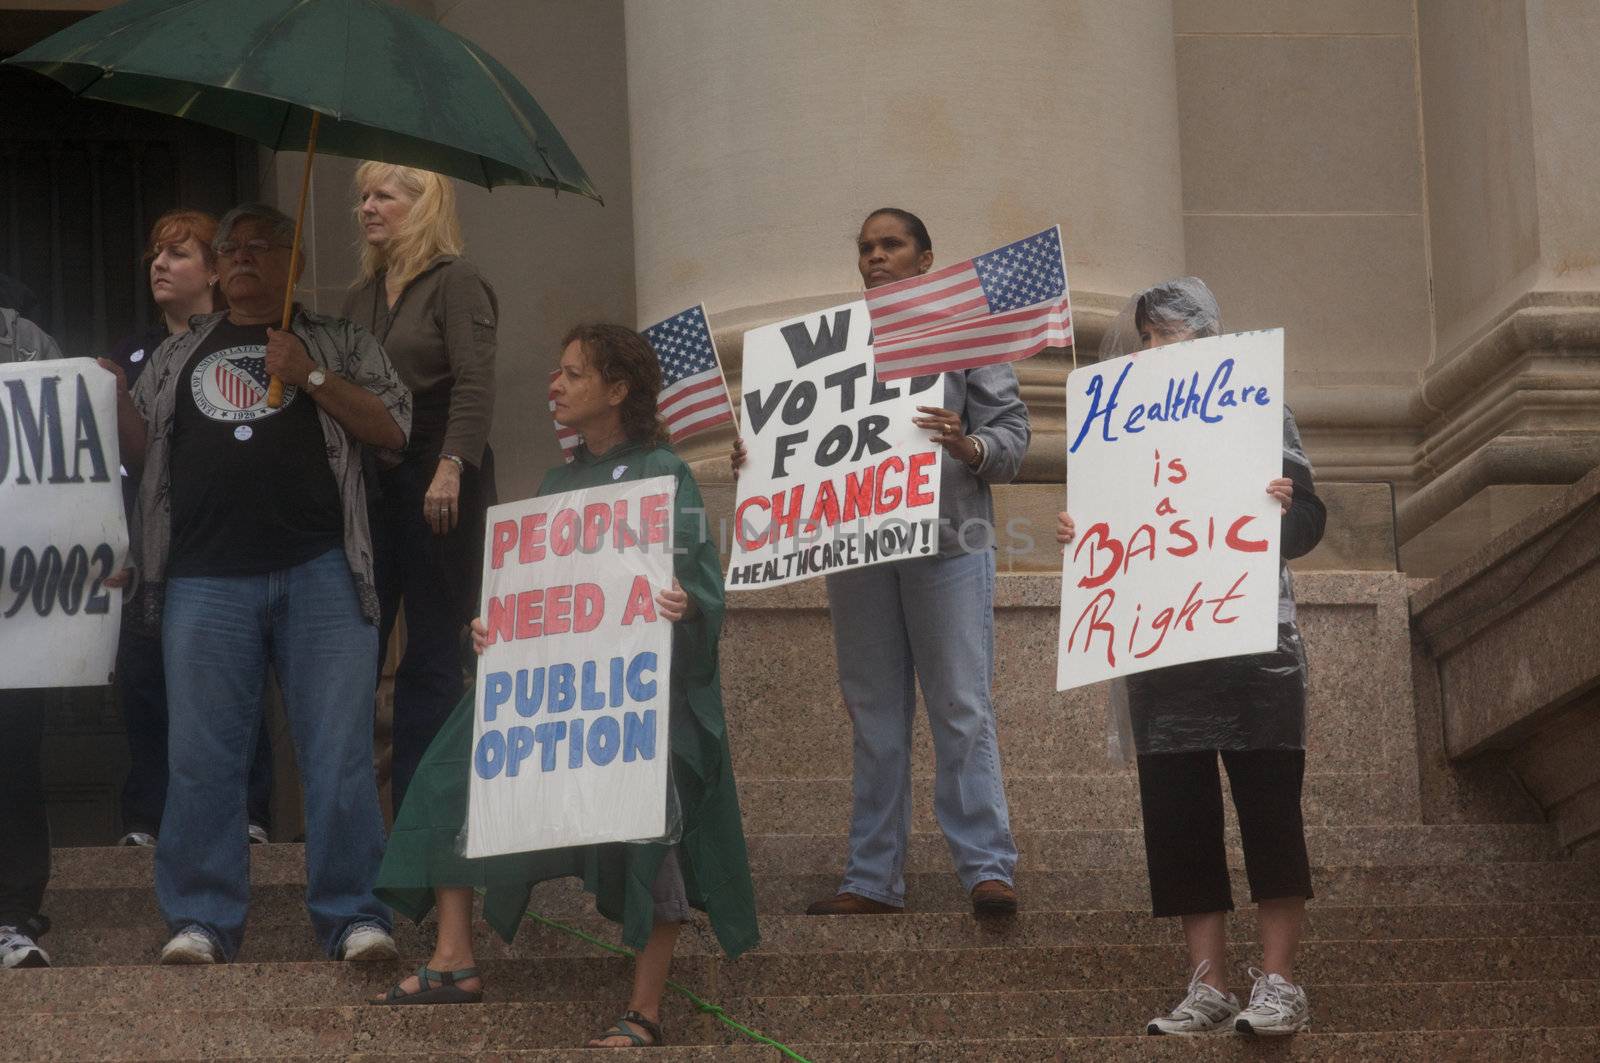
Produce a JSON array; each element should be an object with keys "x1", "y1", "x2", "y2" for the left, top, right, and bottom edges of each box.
[
  {"x1": 905, "y1": 451, "x2": 936, "y2": 507},
  {"x1": 581, "y1": 502, "x2": 611, "y2": 552},
  {"x1": 1225, "y1": 514, "x2": 1268, "y2": 553},
  {"x1": 1072, "y1": 523, "x2": 1122, "y2": 589},
  {"x1": 807, "y1": 478, "x2": 841, "y2": 532},
  {"x1": 1155, "y1": 496, "x2": 1177, "y2": 516},
  {"x1": 842, "y1": 465, "x2": 876, "y2": 521},
  {"x1": 1208, "y1": 571, "x2": 1249, "y2": 624},
  {"x1": 769, "y1": 485, "x2": 805, "y2": 541},
  {"x1": 1167, "y1": 457, "x2": 1188, "y2": 484},
  {"x1": 875, "y1": 455, "x2": 905, "y2": 510},
  {"x1": 544, "y1": 585, "x2": 573, "y2": 635},
  {"x1": 514, "y1": 589, "x2": 542, "y2": 640},
  {"x1": 573, "y1": 583, "x2": 604, "y2": 632},
  {"x1": 641, "y1": 493, "x2": 670, "y2": 545},
  {"x1": 734, "y1": 495, "x2": 770, "y2": 549},
  {"x1": 1125, "y1": 524, "x2": 1156, "y2": 570},
  {"x1": 550, "y1": 509, "x2": 579, "y2": 555},
  {"x1": 620, "y1": 575, "x2": 658, "y2": 625},
  {"x1": 491, "y1": 520, "x2": 517, "y2": 570},
  {"x1": 1167, "y1": 519, "x2": 1198, "y2": 557},
  {"x1": 485, "y1": 593, "x2": 515, "y2": 645},
  {"x1": 518, "y1": 513, "x2": 548, "y2": 564},
  {"x1": 1068, "y1": 587, "x2": 1118, "y2": 666},
  {"x1": 612, "y1": 500, "x2": 639, "y2": 549}
]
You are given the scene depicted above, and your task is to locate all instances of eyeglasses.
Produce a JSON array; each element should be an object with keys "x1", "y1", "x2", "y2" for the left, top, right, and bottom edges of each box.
[{"x1": 215, "y1": 238, "x2": 290, "y2": 259}]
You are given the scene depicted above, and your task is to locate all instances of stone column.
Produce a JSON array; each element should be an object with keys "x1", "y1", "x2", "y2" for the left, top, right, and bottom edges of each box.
[{"x1": 624, "y1": 0, "x2": 1185, "y2": 481}]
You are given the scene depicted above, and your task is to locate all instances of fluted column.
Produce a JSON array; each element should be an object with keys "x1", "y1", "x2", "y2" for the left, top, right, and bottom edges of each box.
[{"x1": 624, "y1": 0, "x2": 1186, "y2": 478}]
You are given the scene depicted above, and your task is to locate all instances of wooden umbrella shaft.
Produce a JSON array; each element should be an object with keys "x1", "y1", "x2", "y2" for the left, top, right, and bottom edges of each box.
[{"x1": 266, "y1": 110, "x2": 321, "y2": 409}]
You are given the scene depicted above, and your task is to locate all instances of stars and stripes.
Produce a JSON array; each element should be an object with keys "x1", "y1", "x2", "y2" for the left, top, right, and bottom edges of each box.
[
  {"x1": 866, "y1": 225, "x2": 1073, "y2": 381},
  {"x1": 214, "y1": 354, "x2": 268, "y2": 409},
  {"x1": 643, "y1": 304, "x2": 734, "y2": 443}
]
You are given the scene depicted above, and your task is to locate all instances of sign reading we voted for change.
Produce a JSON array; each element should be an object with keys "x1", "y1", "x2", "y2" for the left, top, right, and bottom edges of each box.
[
  {"x1": 728, "y1": 301, "x2": 943, "y2": 590},
  {"x1": 465, "y1": 476, "x2": 677, "y2": 858},
  {"x1": 0, "y1": 359, "x2": 128, "y2": 688},
  {"x1": 1056, "y1": 330, "x2": 1285, "y2": 691}
]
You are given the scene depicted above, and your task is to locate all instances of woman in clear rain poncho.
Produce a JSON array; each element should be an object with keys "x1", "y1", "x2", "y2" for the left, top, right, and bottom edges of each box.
[{"x1": 1057, "y1": 278, "x2": 1326, "y2": 1037}]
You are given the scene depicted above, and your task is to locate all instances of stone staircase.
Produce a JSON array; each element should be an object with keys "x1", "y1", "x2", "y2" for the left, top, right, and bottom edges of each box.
[{"x1": 10, "y1": 571, "x2": 1600, "y2": 1060}]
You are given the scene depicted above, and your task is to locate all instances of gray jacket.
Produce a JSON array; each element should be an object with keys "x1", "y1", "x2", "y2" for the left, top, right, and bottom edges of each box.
[
  {"x1": 935, "y1": 364, "x2": 1030, "y2": 556},
  {"x1": 0, "y1": 307, "x2": 62, "y2": 364}
]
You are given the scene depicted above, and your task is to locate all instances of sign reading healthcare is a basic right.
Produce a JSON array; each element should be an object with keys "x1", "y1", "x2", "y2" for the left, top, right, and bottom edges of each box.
[{"x1": 1056, "y1": 330, "x2": 1284, "y2": 691}]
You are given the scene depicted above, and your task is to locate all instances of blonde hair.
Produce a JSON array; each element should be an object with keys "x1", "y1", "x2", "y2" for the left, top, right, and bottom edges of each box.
[{"x1": 354, "y1": 162, "x2": 464, "y2": 289}]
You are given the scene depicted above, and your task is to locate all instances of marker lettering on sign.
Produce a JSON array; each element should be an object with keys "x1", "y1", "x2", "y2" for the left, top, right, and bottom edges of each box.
[
  {"x1": 1068, "y1": 358, "x2": 1272, "y2": 453},
  {"x1": 0, "y1": 375, "x2": 112, "y2": 486}
]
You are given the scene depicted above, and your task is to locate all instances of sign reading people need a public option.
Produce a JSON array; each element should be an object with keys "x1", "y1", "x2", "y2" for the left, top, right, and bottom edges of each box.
[
  {"x1": 465, "y1": 477, "x2": 676, "y2": 858},
  {"x1": 0, "y1": 359, "x2": 128, "y2": 688},
  {"x1": 1056, "y1": 330, "x2": 1285, "y2": 690},
  {"x1": 727, "y1": 301, "x2": 943, "y2": 590}
]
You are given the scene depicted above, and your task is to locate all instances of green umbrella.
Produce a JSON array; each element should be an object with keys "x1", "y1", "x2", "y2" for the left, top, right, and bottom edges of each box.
[{"x1": 5, "y1": 0, "x2": 601, "y2": 402}]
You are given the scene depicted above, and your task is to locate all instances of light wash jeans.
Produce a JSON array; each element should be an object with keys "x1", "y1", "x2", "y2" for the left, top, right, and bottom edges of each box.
[
  {"x1": 825, "y1": 549, "x2": 1017, "y2": 905},
  {"x1": 156, "y1": 549, "x2": 390, "y2": 959}
]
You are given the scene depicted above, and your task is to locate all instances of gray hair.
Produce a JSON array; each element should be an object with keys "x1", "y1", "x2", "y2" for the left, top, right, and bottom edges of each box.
[{"x1": 214, "y1": 203, "x2": 296, "y2": 250}]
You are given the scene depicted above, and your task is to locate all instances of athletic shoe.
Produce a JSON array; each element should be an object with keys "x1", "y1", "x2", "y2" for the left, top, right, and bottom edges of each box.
[
  {"x1": 159, "y1": 927, "x2": 219, "y2": 965},
  {"x1": 1146, "y1": 961, "x2": 1240, "y2": 1035},
  {"x1": 0, "y1": 926, "x2": 50, "y2": 969},
  {"x1": 1235, "y1": 968, "x2": 1311, "y2": 1036},
  {"x1": 247, "y1": 823, "x2": 269, "y2": 845},
  {"x1": 339, "y1": 924, "x2": 398, "y2": 962},
  {"x1": 117, "y1": 831, "x2": 156, "y2": 847}
]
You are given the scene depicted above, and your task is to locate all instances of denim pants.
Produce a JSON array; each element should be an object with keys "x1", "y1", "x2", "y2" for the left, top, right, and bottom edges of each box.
[
  {"x1": 117, "y1": 623, "x2": 274, "y2": 837},
  {"x1": 156, "y1": 549, "x2": 390, "y2": 959},
  {"x1": 825, "y1": 549, "x2": 1017, "y2": 905}
]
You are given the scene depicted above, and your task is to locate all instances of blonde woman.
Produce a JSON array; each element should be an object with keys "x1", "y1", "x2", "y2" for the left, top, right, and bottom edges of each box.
[{"x1": 343, "y1": 163, "x2": 499, "y2": 811}]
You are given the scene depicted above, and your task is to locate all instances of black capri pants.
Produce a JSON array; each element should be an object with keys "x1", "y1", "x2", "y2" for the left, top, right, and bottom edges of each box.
[{"x1": 1135, "y1": 748, "x2": 1313, "y2": 918}]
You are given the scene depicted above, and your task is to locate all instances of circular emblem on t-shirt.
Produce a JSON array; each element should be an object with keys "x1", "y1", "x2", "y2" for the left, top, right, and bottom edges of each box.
[
  {"x1": 234, "y1": 425, "x2": 253, "y2": 441},
  {"x1": 129, "y1": 348, "x2": 145, "y2": 363},
  {"x1": 189, "y1": 345, "x2": 297, "y2": 422}
]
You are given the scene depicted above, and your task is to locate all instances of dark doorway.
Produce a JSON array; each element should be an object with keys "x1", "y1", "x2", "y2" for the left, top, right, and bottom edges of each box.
[{"x1": 2, "y1": 22, "x2": 259, "y2": 844}]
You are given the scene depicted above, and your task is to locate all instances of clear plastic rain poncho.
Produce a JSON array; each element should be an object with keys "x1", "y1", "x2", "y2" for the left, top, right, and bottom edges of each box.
[{"x1": 1097, "y1": 278, "x2": 1319, "y2": 762}]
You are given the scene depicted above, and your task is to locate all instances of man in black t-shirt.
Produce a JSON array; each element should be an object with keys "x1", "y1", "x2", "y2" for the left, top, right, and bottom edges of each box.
[{"x1": 122, "y1": 204, "x2": 412, "y2": 966}]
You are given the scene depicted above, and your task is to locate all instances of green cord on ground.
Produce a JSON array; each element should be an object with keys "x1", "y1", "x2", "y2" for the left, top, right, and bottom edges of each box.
[{"x1": 521, "y1": 910, "x2": 814, "y2": 1063}]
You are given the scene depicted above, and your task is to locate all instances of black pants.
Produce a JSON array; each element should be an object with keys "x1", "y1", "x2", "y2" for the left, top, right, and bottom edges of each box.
[
  {"x1": 118, "y1": 624, "x2": 274, "y2": 837},
  {"x1": 373, "y1": 447, "x2": 494, "y2": 811},
  {"x1": 1136, "y1": 748, "x2": 1313, "y2": 918},
  {"x1": 0, "y1": 690, "x2": 50, "y2": 936}
]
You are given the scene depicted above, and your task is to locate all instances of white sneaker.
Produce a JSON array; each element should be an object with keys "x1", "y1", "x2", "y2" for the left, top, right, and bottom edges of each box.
[
  {"x1": 118, "y1": 831, "x2": 156, "y2": 847},
  {"x1": 339, "y1": 924, "x2": 398, "y2": 962},
  {"x1": 246, "y1": 824, "x2": 269, "y2": 845},
  {"x1": 1235, "y1": 968, "x2": 1311, "y2": 1036},
  {"x1": 0, "y1": 926, "x2": 50, "y2": 969},
  {"x1": 1146, "y1": 961, "x2": 1240, "y2": 1035},
  {"x1": 159, "y1": 927, "x2": 219, "y2": 965}
]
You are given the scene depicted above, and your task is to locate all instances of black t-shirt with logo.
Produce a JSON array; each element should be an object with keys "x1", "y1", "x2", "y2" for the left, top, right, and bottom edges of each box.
[{"x1": 168, "y1": 318, "x2": 343, "y2": 577}]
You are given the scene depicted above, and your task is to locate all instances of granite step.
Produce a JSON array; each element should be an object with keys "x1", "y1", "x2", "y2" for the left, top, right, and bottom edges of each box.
[
  {"x1": 7, "y1": 936, "x2": 1598, "y2": 1015},
  {"x1": 177, "y1": 1027, "x2": 1600, "y2": 1063},
  {"x1": 40, "y1": 901, "x2": 1600, "y2": 966},
  {"x1": 40, "y1": 861, "x2": 1600, "y2": 930},
  {"x1": 12, "y1": 982, "x2": 1600, "y2": 1058}
]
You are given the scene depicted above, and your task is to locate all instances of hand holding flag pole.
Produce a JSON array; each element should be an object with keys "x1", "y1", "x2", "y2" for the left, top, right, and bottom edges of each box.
[{"x1": 266, "y1": 111, "x2": 321, "y2": 409}]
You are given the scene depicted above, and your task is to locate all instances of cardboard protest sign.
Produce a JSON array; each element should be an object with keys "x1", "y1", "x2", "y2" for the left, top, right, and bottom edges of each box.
[
  {"x1": 1056, "y1": 330, "x2": 1284, "y2": 691},
  {"x1": 727, "y1": 300, "x2": 943, "y2": 590},
  {"x1": 0, "y1": 359, "x2": 128, "y2": 688},
  {"x1": 465, "y1": 476, "x2": 676, "y2": 858}
]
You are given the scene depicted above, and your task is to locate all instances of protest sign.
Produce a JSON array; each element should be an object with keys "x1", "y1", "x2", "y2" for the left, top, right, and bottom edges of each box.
[
  {"x1": 1056, "y1": 330, "x2": 1284, "y2": 691},
  {"x1": 0, "y1": 359, "x2": 128, "y2": 688},
  {"x1": 465, "y1": 476, "x2": 677, "y2": 858},
  {"x1": 727, "y1": 300, "x2": 943, "y2": 590}
]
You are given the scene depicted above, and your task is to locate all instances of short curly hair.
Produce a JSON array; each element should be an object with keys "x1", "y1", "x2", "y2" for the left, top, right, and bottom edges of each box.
[{"x1": 560, "y1": 322, "x2": 670, "y2": 447}]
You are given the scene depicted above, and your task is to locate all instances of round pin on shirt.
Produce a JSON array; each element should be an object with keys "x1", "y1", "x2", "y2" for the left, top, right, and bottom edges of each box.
[{"x1": 234, "y1": 425, "x2": 253, "y2": 441}]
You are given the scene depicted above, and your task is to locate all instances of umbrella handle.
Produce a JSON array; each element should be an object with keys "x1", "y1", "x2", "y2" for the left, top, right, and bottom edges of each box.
[{"x1": 267, "y1": 110, "x2": 321, "y2": 409}]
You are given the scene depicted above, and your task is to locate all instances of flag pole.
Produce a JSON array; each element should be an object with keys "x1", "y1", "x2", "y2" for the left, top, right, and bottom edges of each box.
[{"x1": 266, "y1": 110, "x2": 321, "y2": 409}]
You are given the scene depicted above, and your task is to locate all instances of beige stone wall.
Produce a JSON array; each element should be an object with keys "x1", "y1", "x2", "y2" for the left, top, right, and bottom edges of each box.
[{"x1": 269, "y1": 0, "x2": 635, "y2": 503}]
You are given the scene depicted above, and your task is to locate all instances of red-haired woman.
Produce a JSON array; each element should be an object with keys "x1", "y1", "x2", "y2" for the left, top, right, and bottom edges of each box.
[{"x1": 101, "y1": 209, "x2": 274, "y2": 848}]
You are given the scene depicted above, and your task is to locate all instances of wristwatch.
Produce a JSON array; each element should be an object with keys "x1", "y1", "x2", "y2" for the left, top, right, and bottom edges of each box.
[
  {"x1": 305, "y1": 367, "x2": 327, "y2": 391},
  {"x1": 965, "y1": 434, "x2": 986, "y2": 470}
]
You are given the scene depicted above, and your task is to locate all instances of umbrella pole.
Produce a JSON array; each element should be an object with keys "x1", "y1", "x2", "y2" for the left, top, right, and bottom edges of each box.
[{"x1": 266, "y1": 110, "x2": 322, "y2": 409}]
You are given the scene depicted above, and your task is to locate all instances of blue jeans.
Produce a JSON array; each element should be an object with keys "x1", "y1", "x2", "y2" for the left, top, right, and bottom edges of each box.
[
  {"x1": 825, "y1": 549, "x2": 1016, "y2": 905},
  {"x1": 156, "y1": 549, "x2": 390, "y2": 959}
]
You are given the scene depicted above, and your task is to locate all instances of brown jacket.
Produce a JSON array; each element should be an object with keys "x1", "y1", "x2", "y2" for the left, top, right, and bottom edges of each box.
[{"x1": 343, "y1": 255, "x2": 497, "y2": 465}]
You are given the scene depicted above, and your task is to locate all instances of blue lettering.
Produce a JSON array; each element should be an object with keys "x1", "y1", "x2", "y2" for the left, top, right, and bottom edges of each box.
[
  {"x1": 1124, "y1": 403, "x2": 1146, "y2": 434},
  {"x1": 623, "y1": 710, "x2": 657, "y2": 763},
  {"x1": 484, "y1": 672, "x2": 511, "y2": 723},
  {"x1": 506, "y1": 726, "x2": 536, "y2": 777},
  {"x1": 549, "y1": 663, "x2": 576, "y2": 712},
  {"x1": 627, "y1": 652, "x2": 658, "y2": 702},
  {"x1": 580, "y1": 661, "x2": 606, "y2": 711},
  {"x1": 587, "y1": 715, "x2": 621, "y2": 766},
  {"x1": 516, "y1": 667, "x2": 545, "y2": 718},
  {"x1": 1197, "y1": 359, "x2": 1231, "y2": 424},
  {"x1": 1068, "y1": 362, "x2": 1132, "y2": 452},
  {"x1": 610, "y1": 656, "x2": 626, "y2": 708},
  {"x1": 534, "y1": 721, "x2": 566, "y2": 772},
  {"x1": 474, "y1": 730, "x2": 506, "y2": 779},
  {"x1": 568, "y1": 718, "x2": 585, "y2": 768}
]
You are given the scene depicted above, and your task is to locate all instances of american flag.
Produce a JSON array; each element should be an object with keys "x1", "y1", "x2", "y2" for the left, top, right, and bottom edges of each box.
[
  {"x1": 214, "y1": 353, "x2": 270, "y2": 409},
  {"x1": 866, "y1": 225, "x2": 1072, "y2": 381},
  {"x1": 548, "y1": 369, "x2": 581, "y2": 462},
  {"x1": 643, "y1": 304, "x2": 734, "y2": 443}
]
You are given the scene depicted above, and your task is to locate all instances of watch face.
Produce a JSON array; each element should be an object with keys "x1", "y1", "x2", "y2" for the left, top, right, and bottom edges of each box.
[{"x1": 309, "y1": 368, "x2": 326, "y2": 387}]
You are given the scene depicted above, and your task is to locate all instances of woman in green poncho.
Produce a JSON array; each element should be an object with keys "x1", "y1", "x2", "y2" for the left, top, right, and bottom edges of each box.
[{"x1": 368, "y1": 322, "x2": 758, "y2": 1049}]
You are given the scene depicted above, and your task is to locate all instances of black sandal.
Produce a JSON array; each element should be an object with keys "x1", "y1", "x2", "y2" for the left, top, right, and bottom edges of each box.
[
  {"x1": 587, "y1": 1010, "x2": 665, "y2": 1047},
  {"x1": 368, "y1": 964, "x2": 483, "y2": 1005}
]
